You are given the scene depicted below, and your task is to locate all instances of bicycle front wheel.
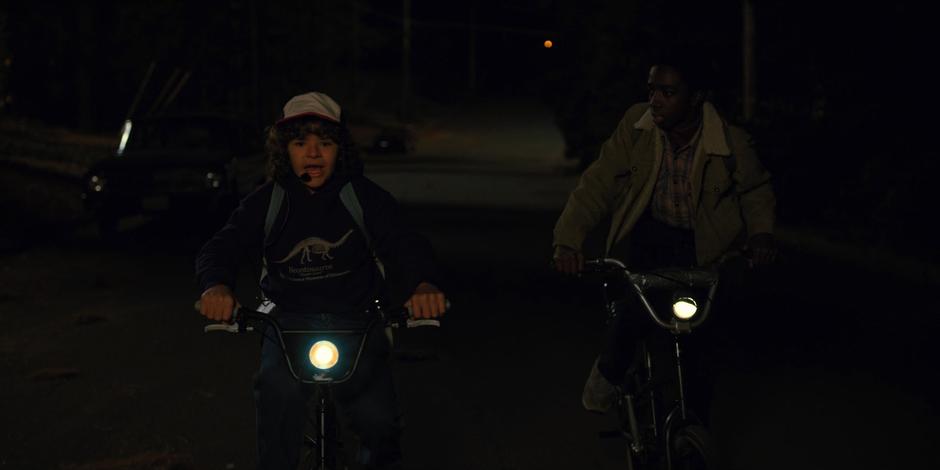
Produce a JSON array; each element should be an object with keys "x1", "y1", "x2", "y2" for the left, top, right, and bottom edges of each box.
[
  {"x1": 300, "y1": 396, "x2": 339, "y2": 469},
  {"x1": 671, "y1": 424, "x2": 717, "y2": 470}
]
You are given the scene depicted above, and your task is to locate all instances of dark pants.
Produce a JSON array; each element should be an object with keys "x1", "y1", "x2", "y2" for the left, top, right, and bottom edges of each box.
[
  {"x1": 254, "y1": 314, "x2": 402, "y2": 470},
  {"x1": 597, "y1": 212, "x2": 745, "y2": 424}
]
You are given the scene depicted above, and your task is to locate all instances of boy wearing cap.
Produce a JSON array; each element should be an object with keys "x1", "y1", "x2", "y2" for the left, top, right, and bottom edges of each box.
[{"x1": 195, "y1": 92, "x2": 446, "y2": 469}]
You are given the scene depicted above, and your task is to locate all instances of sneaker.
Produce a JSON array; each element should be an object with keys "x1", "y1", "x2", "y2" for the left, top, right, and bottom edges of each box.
[{"x1": 582, "y1": 357, "x2": 618, "y2": 413}]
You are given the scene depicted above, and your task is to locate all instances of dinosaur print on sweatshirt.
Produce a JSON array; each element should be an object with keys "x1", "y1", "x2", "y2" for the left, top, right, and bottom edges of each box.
[{"x1": 277, "y1": 229, "x2": 354, "y2": 264}]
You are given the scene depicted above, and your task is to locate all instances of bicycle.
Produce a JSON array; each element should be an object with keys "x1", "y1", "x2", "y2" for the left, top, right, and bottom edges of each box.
[
  {"x1": 199, "y1": 299, "x2": 442, "y2": 470},
  {"x1": 583, "y1": 257, "x2": 728, "y2": 470}
]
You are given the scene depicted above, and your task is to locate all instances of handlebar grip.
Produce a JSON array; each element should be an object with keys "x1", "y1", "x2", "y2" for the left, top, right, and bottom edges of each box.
[
  {"x1": 198, "y1": 298, "x2": 449, "y2": 330},
  {"x1": 197, "y1": 299, "x2": 242, "y2": 332},
  {"x1": 399, "y1": 300, "x2": 449, "y2": 328},
  {"x1": 204, "y1": 323, "x2": 240, "y2": 333}
]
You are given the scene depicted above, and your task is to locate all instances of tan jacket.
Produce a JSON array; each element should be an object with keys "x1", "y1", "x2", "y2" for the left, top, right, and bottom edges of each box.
[{"x1": 553, "y1": 102, "x2": 776, "y2": 266}]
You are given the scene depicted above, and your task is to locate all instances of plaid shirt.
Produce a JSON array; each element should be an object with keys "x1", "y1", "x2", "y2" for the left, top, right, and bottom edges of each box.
[{"x1": 650, "y1": 128, "x2": 702, "y2": 229}]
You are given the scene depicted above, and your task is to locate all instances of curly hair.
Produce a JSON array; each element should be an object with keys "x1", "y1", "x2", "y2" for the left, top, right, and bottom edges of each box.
[{"x1": 264, "y1": 117, "x2": 363, "y2": 182}]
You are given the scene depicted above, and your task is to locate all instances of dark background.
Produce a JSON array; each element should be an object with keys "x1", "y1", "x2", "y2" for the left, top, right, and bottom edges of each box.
[
  {"x1": 1, "y1": 2, "x2": 938, "y2": 469},
  {"x1": 2, "y1": 0, "x2": 935, "y2": 263}
]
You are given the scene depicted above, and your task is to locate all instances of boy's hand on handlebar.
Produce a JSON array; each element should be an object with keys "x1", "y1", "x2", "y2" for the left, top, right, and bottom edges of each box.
[
  {"x1": 552, "y1": 245, "x2": 583, "y2": 275},
  {"x1": 406, "y1": 282, "x2": 447, "y2": 319},
  {"x1": 199, "y1": 284, "x2": 238, "y2": 322}
]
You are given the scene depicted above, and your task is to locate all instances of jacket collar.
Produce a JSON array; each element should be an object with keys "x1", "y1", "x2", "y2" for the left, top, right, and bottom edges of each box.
[{"x1": 633, "y1": 101, "x2": 731, "y2": 156}]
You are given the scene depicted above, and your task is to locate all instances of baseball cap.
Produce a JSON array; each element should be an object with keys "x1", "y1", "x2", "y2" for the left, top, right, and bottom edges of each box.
[{"x1": 276, "y1": 92, "x2": 342, "y2": 125}]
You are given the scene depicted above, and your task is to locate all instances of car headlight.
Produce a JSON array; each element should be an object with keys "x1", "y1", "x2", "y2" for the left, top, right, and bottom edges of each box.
[
  {"x1": 87, "y1": 175, "x2": 106, "y2": 193},
  {"x1": 309, "y1": 340, "x2": 339, "y2": 370},
  {"x1": 205, "y1": 172, "x2": 223, "y2": 189},
  {"x1": 672, "y1": 296, "x2": 698, "y2": 320}
]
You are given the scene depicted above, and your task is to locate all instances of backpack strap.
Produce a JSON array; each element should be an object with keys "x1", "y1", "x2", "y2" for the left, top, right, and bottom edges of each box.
[
  {"x1": 258, "y1": 182, "x2": 285, "y2": 300},
  {"x1": 339, "y1": 181, "x2": 386, "y2": 279},
  {"x1": 263, "y1": 183, "x2": 285, "y2": 243},
  {"x1": 340, "y1": 182, "x2": 369, "y2": 247},
  {"x1": 340, "y1": 182, "x2": 393, "y2": 344}
]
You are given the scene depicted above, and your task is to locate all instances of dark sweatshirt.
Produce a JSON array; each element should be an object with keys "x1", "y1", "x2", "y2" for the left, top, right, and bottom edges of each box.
[{"x1": 195, "y1": 173, "x2": 437, "y2": 315}]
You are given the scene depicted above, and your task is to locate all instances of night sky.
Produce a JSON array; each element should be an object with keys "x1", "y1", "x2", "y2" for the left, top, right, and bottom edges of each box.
[
  {"x1": 2, "y1": 2, "x2": 930, "y2": 127},
  {"x1": 6, "y1": 0, "x2": 565, "y2": 128}
]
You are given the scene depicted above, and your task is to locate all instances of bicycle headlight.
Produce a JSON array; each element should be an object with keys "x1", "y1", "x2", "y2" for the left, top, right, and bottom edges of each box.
[
  {"x1": 309, "y1": 340, "x2": 339, "y2": 370},
  {"x1": 672, "y1": 296, "x2": 698, "y2": 320}
]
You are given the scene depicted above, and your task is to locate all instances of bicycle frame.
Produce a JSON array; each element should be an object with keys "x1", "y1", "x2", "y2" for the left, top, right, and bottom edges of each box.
[
  {"x1": 205, "y1": 305, "x2": 391, "y2": 469},
  {"x1": 587, "y1": 258, "x2": 721, "y2": 469}
]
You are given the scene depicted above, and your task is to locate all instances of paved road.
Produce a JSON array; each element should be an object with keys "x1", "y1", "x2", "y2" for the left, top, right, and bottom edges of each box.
[{"x1": 0, "y1": 193, "x2": 936, "y2": 470}]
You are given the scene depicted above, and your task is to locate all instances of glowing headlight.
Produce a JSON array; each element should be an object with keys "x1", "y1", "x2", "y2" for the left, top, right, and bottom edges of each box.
[
  {"x1": 672, "y1": 297, "x2": 698, "y2": 320},
  {"x1": 205, "y1": 172, "x2": 222, "y2": 189},
  {"x1": 309, "y1": 341, "x2": 339, "y2": 370},
  {"x1": 88, "y1": 175, "x2": 106, "y2": 193}
]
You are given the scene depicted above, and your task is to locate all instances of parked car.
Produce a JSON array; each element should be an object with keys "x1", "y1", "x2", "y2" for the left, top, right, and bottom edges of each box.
[{"x1": 81, "y1": 113, "x2": 266, "y2": 236}]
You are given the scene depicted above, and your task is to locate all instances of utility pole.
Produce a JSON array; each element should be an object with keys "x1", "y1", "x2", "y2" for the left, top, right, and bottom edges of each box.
[
  {"x1": 401, "y1": 0, "x2": 412, "y2": 121},
  {"x1": 249, "y1": 0, "x2": 261, "y2": 127},
  {"x1": 352, "y1": 1, "x2": 361, "y2": 109},
  {"x1": 75, "y1": 2, "x2": 94, "y2": 129},
  {"x1": 468, "y1": 1, "x2": 477, "y2": 94},
  {"x1": 742, "y1": 0, "x2": 756, "y2": 122}
]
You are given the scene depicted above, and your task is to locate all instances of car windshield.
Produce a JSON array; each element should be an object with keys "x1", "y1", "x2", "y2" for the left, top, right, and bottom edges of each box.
[{"x1": 123, "y1": 118, "x2": 246, "y2": 154}]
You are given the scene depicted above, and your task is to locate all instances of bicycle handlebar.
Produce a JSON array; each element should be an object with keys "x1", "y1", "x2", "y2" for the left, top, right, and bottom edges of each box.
[
  {"x1": 196, "y1": 300, "x2": 448, "y2": 334},
  {"x1": 583, "y1": 258, "x2": 720, "y2": 332}
]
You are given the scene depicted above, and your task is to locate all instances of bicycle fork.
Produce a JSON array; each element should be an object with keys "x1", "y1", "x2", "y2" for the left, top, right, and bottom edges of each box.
[
  {"x1": 625, "y1": 344, "x2": 658, "y2": 463},
  {"x1": 664, "y1": 337, "x2": 690, "y2": 470},
  {"x1": 318, "y1": 393, "x2": 328, "y2": 469},
  {"x1": 309, "y1": 385, "x2": 334, "y2": 470},
  {"x1": 627, "y1": 338, "x2": 692, "y2": 470}
]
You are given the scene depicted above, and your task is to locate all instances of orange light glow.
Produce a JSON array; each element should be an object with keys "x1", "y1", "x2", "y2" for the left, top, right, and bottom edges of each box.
[{"x1": 543, "y1": 40, "x2": 553, "y2": 49}]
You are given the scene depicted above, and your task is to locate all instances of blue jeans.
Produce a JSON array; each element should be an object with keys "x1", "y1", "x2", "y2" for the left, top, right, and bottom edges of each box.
[{"x1": 253, "y1": 314, "x2": 402, "y2": 469}]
